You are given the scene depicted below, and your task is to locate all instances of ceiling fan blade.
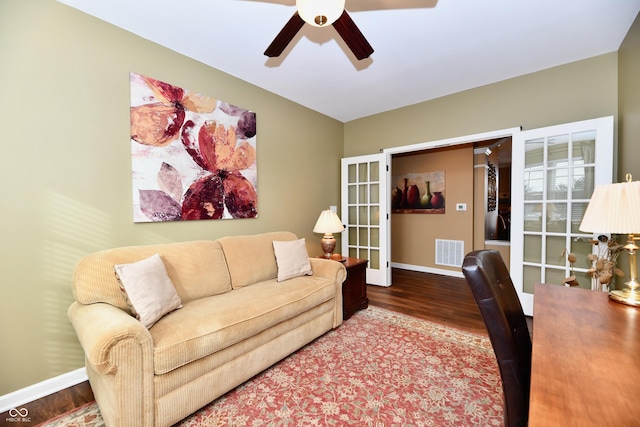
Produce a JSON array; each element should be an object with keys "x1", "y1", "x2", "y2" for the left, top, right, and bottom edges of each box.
[
  {"x1": 332, "y1": 11, "x2": 374, "y2": 60},
  {"x1": 264, "y1": 12, "x2": 305, "y2": 57}
]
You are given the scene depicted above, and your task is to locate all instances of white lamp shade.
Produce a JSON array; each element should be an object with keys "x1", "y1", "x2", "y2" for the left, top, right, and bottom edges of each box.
[
  {"x1": 313, "y1": 210, "x2": 344, "y2": 233},
  {"x1": 579, "y1": 179, "x2": 640, "y2": 234},
  {"x1": 297, "y1": 0, "x2": 345, "y2": 27}
]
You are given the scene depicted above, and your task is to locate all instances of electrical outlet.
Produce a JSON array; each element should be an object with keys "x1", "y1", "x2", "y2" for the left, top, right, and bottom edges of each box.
[
  {"x1": 456, "y1": 203, "x2": 467, "y2": 211},
  {"x1": 330, "y1": 206, "x2": 337, "y2": 213}
]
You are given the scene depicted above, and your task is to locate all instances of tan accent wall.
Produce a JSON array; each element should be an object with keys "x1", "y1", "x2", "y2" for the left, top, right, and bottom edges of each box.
[
  {"x1": 484, "y1": 243, "x2": 511, "y2": 270},
  {"x1": 391, "y1": 147, "x2": 474, "y2": 271},
  {"x1": 0, "y1": 0, "x2": 343, "y2": 394}
]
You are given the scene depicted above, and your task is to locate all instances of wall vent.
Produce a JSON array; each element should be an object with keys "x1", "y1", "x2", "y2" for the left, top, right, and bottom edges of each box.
[{"x1": 435, "y1": 239, "x2": 464, "y2": 267}]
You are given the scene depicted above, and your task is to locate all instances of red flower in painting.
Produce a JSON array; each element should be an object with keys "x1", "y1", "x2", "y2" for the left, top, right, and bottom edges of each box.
[{"x1": 180, "y1": 119, "x2": 257, "y2": 219}]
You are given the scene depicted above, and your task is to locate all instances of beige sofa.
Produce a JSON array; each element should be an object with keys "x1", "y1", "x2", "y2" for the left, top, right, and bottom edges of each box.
[{"x1": 68, "y1": 231, "x2": 346, "y2": 427}]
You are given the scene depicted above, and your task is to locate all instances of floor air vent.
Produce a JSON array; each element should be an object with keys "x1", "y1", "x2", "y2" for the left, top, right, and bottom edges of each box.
[{"x1": 435, "y1": 239, "x2": 464, "y2": 267}]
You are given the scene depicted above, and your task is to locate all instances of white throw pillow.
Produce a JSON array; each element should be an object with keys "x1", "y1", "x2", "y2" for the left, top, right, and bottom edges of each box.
[
  {"x1": 273, "y1": 239, "x2": 313, "y2": 282},
  {"x1": 114, "y1": 253, "x2": 182, "y2": 328}
]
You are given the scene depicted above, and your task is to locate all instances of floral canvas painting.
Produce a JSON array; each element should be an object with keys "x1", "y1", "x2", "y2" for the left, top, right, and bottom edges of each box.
[{"x1": 129, "y1": 72, "x2": 257, "y2": 222}]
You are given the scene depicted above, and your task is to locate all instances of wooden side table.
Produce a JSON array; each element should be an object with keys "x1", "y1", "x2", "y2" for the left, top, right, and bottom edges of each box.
[
  {"x1": 338, "y1": 256, "x2": 369, "y2": 319},
  {"x1": 318, "y1": 255, "x2": 369, "y2": 319}
]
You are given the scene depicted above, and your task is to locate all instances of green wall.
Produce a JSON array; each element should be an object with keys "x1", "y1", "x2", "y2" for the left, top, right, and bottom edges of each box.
[
  {"x1": 619, "y1": 12, "x2": 640, "y2": 183},
  {"x1": 344, "y1": 53, "x2": 619, "y2": 157},
  {"x1": 345, "y1": 10, "x2": 640, "y2": 189},
  {"x1": 343, "y1": 12, "x2": 640, "y2": 279},
  {"x1": 0, "y1": 0, "x2": 343, "y2": 394},
  {"x1": 2, "y1": 0, "x2": 639, "y2": 397}
]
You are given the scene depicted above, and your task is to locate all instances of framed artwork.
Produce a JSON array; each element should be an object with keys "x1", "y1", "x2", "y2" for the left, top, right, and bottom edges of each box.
[
  {"x1": 392, "y1": 171, "x2": 445, "y2": 214},
  {"x1": 129, "y1": 72, "x2": 257, "y2": 222}
]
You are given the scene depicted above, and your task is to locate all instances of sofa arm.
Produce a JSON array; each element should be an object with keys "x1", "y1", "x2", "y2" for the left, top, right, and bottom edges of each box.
[
  {"x1": 68, "y1": 302, "x2": 155, "y2": 427},
  {"x1": 68, "y1": 301, "x2": 153, "y2": 374},
  {"x1": 310, "y1": 258, "x2": 347, "y2": 327},
  {"x1": 309, "y1": 257, "x2": 347, "y2": 283}
]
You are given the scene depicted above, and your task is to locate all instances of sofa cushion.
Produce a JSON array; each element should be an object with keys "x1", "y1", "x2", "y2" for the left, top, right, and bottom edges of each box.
[
  {"x1": 273, "y1": 238, "x2": 313, "y2": 282},
  {"x1": 115, "y1": 253, "x2": 183, "y2": 328},
  {"x1": 73, "y1": 240, "x2": 232, "y2": 313},
  {"x1": 218, "y1": 231, "x2": 298, "y2": 288},
  {"x1": 149, "y1": 275, "x2": 336, "y2": 374}
]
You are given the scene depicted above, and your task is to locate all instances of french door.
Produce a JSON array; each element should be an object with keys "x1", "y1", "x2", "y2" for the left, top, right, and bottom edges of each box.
[
  {"x1": 341, "y1": 153, "x2": 391, "y2": 287},
  {"x1": 511, "y1": 116, "x2": 614, "y2": 315}
]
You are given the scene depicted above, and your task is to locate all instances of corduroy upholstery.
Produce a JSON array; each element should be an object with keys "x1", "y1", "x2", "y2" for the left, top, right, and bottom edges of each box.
[
  {"x1": 68, "y1": 231, "x2": 346, "y2": 427},
  {"x1": 461, "y1": 250, "x2": 532, "y2": 427}
]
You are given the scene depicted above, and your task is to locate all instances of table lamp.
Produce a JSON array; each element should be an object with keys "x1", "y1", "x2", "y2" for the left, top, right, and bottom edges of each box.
[
  {"x1": 579, "y1": 174, "x2": 640, "y2": 306},
  {"x1": 313, "y1": 209, "x2": 345, "y2": 258}
]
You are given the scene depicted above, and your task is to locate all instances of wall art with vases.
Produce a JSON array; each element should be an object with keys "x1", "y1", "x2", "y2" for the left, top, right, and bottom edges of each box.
[
  {"x1": 129, "y1": 72, "x2": 257, "y2": 222},
  {"x1": 392, "y1": 171, "x2": 445, "y2": 214}
]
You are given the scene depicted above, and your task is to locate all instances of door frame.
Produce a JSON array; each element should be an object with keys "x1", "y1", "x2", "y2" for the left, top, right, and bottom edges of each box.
[{"x1": 383, "y1": 127, "x2": 521, "y2": 276}]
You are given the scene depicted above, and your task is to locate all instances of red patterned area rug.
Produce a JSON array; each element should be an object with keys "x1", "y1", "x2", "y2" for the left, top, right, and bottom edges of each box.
[{"x1": 42, "y1": 306, "x2": 503, "y2": 426}]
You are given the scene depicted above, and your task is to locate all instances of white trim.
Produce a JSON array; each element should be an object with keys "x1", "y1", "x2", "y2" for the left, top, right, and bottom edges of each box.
[
  {"x1": 383, "y1": 127, "x2": 521, "y2": 155},
  {"x1": 391, "y1": 262, "x2": 465, "y2": 278},
  {"x1": 484, "y1": 240, "x2": 511, "y2": 247},
  {"x1": 0, "y1": 368, "x2": 88, "y2": 413}
]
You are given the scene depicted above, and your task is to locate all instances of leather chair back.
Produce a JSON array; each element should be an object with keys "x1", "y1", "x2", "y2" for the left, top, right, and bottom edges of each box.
[{"x1": 462, "y1": 249, "x2": 531, "y2": 427}]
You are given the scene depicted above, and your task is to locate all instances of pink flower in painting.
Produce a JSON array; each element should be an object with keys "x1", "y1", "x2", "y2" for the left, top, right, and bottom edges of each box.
[{"x1": 130, "y1": 75, "x2": 216, "y2": 147}]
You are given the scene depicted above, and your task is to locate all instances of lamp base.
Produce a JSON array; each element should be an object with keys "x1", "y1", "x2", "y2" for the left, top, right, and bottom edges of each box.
[
  {"x1": 609, "y1": 288, "x2": 640, "y2": 307},
  {"x1": 320, "y1": 233, "x2": 336, "y2": 259},
  {"x1": 609, "y1": 287, "x2": 640, "y2": 307},
  {"x1": 610, "y1": 277, "x2": 640, "y2": 306}
]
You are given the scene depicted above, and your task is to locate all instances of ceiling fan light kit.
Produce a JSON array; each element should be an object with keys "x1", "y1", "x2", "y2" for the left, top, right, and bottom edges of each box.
[
  {"x1": 297, "y1": 0, "x2": 345, "y2": 27},
  {"x1": 264, "y1": 0, "x2": 373, "y2": 61}
]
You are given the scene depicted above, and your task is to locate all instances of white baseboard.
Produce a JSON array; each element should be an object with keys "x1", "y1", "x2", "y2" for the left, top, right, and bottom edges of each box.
[
  {"x1": 391, "y1": 262, "x2": 465, "y2": 278},
  {"x1": 0, "y1": 368, "x2": 88, "y2": 413}
]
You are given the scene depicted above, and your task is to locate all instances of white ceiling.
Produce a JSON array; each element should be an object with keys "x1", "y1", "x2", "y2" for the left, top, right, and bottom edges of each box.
[{"x1": 57, "y1": 0, "x2": 640, "y2": 122}]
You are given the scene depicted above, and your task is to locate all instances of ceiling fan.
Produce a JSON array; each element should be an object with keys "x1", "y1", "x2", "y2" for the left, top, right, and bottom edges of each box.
[{"x1": 264, "y1": 0, "x2": 374, "y2": 60}]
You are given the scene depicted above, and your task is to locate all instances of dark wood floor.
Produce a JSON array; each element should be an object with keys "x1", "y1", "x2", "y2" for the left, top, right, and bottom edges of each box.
[
  {"x1": 6, "y1": 268, "x2": 523, "y2": 424},
  {"x1": 0, "y1": 380, "x2": 95, "y2": 425},
  {"x1": 369, "y1": 268, "x2": 489, "y2": 334}
]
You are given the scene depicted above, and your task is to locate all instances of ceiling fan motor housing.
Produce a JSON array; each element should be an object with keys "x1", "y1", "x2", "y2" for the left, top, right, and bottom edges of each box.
[
  {"x1": 297, "y1": 0, "x2": 345, "y2": 27},
  {"x1": 265, "y1": 0, "x2": 373, "y2": 60}
]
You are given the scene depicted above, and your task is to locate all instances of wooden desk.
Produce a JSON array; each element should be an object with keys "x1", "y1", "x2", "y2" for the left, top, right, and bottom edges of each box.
[{"x1": 530, "y1": 284, "x2": 640, "y2": 426}]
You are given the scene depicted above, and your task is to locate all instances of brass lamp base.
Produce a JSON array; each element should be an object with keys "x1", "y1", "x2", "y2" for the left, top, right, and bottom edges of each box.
[
  {"x1": 609, "y1": 289, "x2": 640, "y2": 306},
  {"x1": 609, "y1": 279, "x2": 640, "y2": 307},
  {"x1": 609, "y1": 236, "x2": 640, "y2": 307}
]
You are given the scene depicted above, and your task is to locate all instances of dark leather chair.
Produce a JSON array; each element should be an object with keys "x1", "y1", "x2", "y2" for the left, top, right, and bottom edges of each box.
[{"x1": 462, "y1": 250, "x2": 531, "y2": 427}]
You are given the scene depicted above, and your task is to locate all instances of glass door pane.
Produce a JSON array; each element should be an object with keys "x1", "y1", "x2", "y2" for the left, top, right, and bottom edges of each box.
[
  {"x1": 342, "y1": 153, "x2": 390, "y2": 286},
  {"x1": 511, "y1": 116, "x2": 613, "y2": 315}
]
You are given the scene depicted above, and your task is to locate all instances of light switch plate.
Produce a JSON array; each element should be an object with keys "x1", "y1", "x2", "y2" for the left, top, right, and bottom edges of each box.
[{"x1": 456, "y1": 203, "x2": 467, "y2": 211}]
